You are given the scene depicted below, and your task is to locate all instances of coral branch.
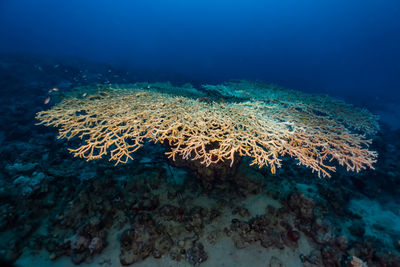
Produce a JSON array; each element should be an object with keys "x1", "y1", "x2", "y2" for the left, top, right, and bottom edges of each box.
[{"x1": 36, "y1": 81, "x2": 379, "y2": 178}]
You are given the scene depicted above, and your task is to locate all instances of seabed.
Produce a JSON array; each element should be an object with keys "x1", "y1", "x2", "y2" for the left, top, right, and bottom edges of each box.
[{"x1": 0, "y1": 54, "x2": 399, "y2": 267}]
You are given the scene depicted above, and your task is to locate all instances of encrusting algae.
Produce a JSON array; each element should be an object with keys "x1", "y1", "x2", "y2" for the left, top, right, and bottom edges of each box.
[{"x1": 35, "y1": 80, "x2": 379, "y2": 178}]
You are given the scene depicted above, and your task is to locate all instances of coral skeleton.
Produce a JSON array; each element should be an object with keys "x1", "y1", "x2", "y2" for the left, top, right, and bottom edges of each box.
[{"x1": 36, "y1": 81, "x2": 379, "y2": 178}]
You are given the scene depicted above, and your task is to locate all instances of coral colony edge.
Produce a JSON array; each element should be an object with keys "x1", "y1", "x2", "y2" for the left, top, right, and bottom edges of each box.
[{"x1": 36, "y1": 80, "x2": 378, "y2": 181}]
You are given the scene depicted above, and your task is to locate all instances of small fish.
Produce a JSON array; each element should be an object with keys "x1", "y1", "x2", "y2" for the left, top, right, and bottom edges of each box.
[
  {"x1": 44, "y1": 97, "x2": 50, "y2": 104},
  {"x1": 52, "y1": 87, "x2": 59, "y2": 92},
  {"x1": 82, "y1": 93, "x2": 87, "y2": 97},
  {"x1": 48, "y1": 89, "x2": 53, "y2": 93}
]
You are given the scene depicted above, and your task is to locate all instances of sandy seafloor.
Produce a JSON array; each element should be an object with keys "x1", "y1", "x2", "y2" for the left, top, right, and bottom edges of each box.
[
  {"x1": 16, "y1": 184, "x2": 310, "y2": 267},
  {"x1": 1, "y1": 54, "x2": 400, "y2": 267},
  {"x1": 13, "y1": 161, "x2": 400, "y2": 266}
]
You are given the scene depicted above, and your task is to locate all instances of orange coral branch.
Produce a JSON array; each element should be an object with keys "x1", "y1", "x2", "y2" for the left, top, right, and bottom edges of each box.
[{"x1": 35, "y1": 81, "x2": 379, "y2": 178}]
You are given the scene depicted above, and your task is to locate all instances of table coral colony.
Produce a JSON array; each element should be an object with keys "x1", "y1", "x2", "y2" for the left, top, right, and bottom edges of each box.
[{"x1": 36, "y1": 80, "x2": 379, "y2": 178}]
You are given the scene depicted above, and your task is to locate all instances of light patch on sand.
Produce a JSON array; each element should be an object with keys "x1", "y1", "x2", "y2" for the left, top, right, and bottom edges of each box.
[
  {"x1": 242, "y1": 194, "x2": 281, "y2": 217},
  {"x1": 206, "y1": 235, "x2": 312, "y2": 267}
]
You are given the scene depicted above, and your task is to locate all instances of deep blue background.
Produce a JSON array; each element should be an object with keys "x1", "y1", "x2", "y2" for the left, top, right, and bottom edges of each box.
[{"x1": 1, "y1": 0, "x2": 399, "y2": 103}]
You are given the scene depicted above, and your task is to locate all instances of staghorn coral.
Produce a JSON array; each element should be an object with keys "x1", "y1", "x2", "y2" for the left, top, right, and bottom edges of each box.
[{"x1": 36, "y1": 81, "x2": 378, "y2": 178}]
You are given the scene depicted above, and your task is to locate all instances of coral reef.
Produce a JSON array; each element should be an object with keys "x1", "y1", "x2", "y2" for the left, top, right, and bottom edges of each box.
[
  {"x1": 1, "y1": 55, "x2": 399, "y2": 266},
  {"x1": 36, "y1": 81, "x2": 379, "y2": 178}
]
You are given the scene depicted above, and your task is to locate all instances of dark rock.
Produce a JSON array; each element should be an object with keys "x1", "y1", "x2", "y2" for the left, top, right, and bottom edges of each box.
[
  {"x1": 266, "y1": 205, "x2": 276, "y2": 215},
  {"x1": 208, "y1": 208, "x2": 221, "y2": 222},
  {"x1": 311, "y1": 219, "x2": 335, "y2": 245},
  {"x1": 71, "y1": 252, "x2": 87, "y2": 265},
  {"x1": 321, "y1": 246, "x2": 343, "y2": 267},
  {"x1": 348, "y1": 220, "x2": 365, "y2": 238},
  {"x1": 119, "y1": 215, "x2": 171, "y2": 265},
  {"x1": 186, "y1": 241, "x2": 208, "y2": 266},
  {"x1": 88, "y1": 237, "x2": 104, "y2": 255},
  {"x1": 262, "y1": 232, "x2": 284, "y2": 250},
  {"x1": 45, "y1": 238, "x2": 58, "y2": 253},
  {"x1": 159, "y1": 204, "x2": 184, "y2": 222},
  {"x1": 0, "y1": 247, "x2": 22, "y2": 263},
  {"x1": 154, "y1": 234, "x2": 173, "y2": 256},
  {"x1": 269, "y1": 256, "x2": 284, "y2": 267},
  {"x1": 287, "y1": 192, "x2": 315, "y2": 221},
  {"x1": 301, "y1": 249, "x2": 323, "y2": 265},
  {"x1": 232, "y1": 206, "x2": 250, "y2": 217},
  {"x1": 336, "y1": 235, "x2": 348, "y2": 251},
  {"x1": 120, "y1": 250, "x2": 141, "y2": 266},
  {"x1": 249, "y1": 215, "x2": 270, "y2": 233},
  {"x1": 232, "y1": 233, "x2": 247, "y2": 249},
  {"x1": 139, "y1": 196, "x2": 159, "y2": 211}
]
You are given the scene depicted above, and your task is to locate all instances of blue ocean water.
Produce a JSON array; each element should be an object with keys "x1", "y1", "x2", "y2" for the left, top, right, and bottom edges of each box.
[{"x1": 0, "y1": 1, "x2": 399, "y2": 266}]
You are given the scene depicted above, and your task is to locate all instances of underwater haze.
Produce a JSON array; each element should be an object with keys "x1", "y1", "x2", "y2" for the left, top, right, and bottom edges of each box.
[
  {"x1": 1, "y1": 1, "x2": 400, "y2": 267},
  {"x1": 1, "y1": 0, "x2": 400, "y2": 101}
]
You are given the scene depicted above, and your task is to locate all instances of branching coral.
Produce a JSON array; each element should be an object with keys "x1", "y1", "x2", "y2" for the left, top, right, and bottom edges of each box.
[{"x1": 36, "y1": 81, "x2": 379, "y2": 178}]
